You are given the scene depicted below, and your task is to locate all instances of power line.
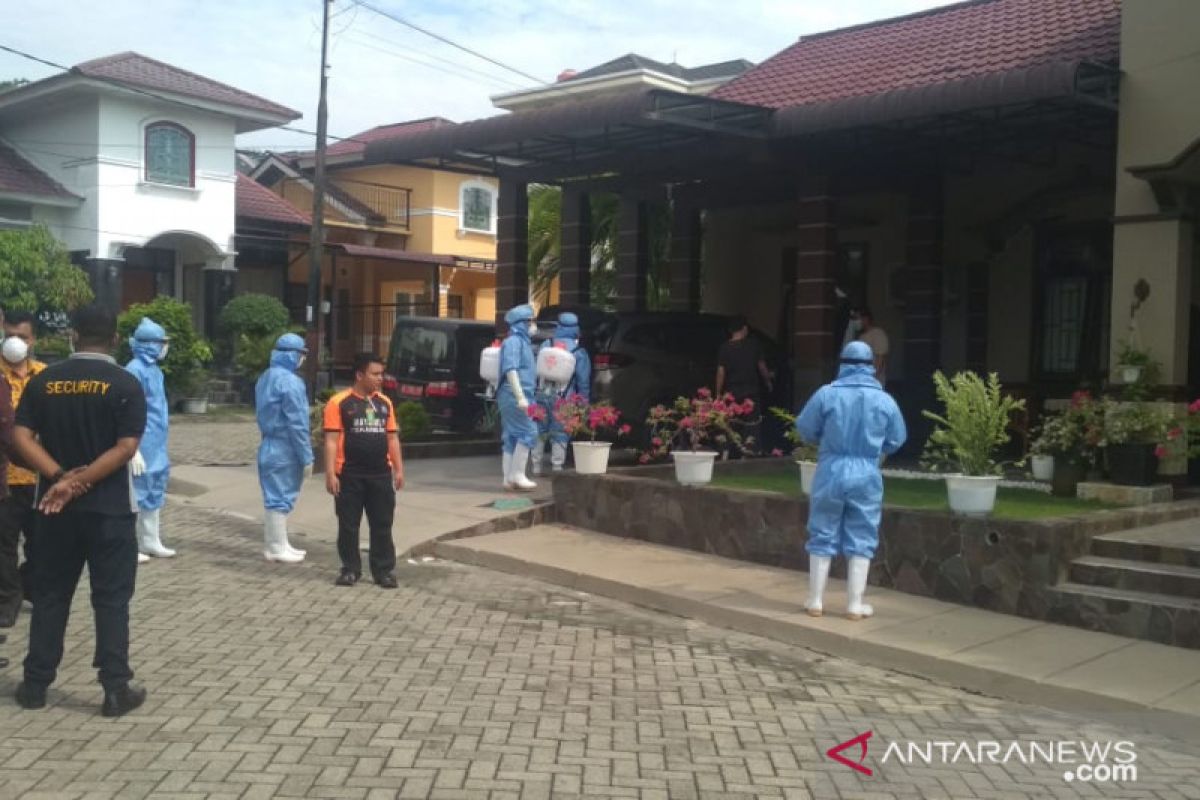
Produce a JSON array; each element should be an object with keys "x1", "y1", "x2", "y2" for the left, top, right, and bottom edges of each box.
[
  {"x1": 347, "y1": 0, "x2": 546, "y2": 86},
  {"x1": 0, "y1": 42, "x2": 368, "y2": 146},
  {"x1": 343, "y1": 32, "x2": 525, "y2": 91}
]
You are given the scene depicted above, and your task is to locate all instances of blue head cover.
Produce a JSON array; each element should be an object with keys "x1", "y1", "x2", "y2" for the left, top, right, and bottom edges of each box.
[
  {"x1": 838, "y1": 340, "x2": 875, "y2": 379},
  {"x1": 556, "y1": 311, "x2": 580, "y2": 341},
  {"x1": 270, "y1": 332, "x2": 308, "y2": 372},
  {"x1": 130, "y1": 317, "x2": 168, "y2": 364},
  {"x1": 504, "y1": 304, "x2": 535, "y2": 340}
]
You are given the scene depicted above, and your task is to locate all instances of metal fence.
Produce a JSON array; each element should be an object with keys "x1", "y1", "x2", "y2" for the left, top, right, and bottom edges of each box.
[{"x1": 335, "y1": 302, "x2": 437, "y2": 360}]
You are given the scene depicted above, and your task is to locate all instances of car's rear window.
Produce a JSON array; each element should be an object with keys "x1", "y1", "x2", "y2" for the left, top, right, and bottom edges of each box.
[{"x1": 390, "y1": 325, "x2": 454, "y2": 378}]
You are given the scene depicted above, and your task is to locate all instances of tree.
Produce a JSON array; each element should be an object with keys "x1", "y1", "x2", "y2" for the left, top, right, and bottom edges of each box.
[
  {"x1": 0, "y1": 225, "x2": 94, "y2": 319},
  {"x1": 0, "y1": 78, "x2": 29, "y2": 93},
  {"x1": 527, "y1": 186, "x2": 671, "y2": 310}
]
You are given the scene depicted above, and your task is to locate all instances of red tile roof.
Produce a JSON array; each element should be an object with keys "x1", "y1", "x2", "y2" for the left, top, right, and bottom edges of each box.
[
  {"x1": 235, "y1": 174, "x2": 310, "y2": 227},
  {"x1": 714, "y1": 0, "x2": 1120, "y2": 109},
  {"x1": 0, "y1": 144, "x2": 79, "y2": 202},
  {"x1": 306, "y1": 117, "x2": 456, "y2": 160},
  {"x1": 74, "y1": 52, "x2": 300, "y2": 119}
]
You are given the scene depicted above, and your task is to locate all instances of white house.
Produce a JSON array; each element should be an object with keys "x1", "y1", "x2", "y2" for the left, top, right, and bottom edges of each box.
[{"x1": 0, "y1": 52, "x2": 300, "y2": 332}]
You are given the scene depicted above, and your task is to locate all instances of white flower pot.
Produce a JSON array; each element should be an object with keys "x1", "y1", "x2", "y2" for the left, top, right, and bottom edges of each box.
[
  {"x1": 571, "y1": 441, "x2": 612, "y2": 475},
  {"x1": 181, "y1": 398, "x2": 208, "y2": 415},
  {"x1": 672, "y1": 451, "x2": 718, "y2": 486},
  {"x1": 1119, "y1": 365, "x2": 1142, "y2": 384},
  {"x1": 945, "y1": 475, "x2": 1000, "y2": 516},
  {"x1": 1030, "y1": 454, "x2": 1054, "y2": 482},
  {"x1": 798, "y1": 460, "x2": 817, "y2": 495}
]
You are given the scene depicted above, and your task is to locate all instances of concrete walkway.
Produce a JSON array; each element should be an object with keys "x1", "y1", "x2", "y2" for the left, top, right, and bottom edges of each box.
[
  {"x1": 434, "y1": 524, "x2": 1200, "y2": 743},
  {"x1": 168, "y1": 456, "x2": 552, "y2": 557}
]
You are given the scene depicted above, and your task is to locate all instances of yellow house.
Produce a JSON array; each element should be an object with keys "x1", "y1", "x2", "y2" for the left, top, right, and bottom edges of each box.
[{"x1": 249, "y1": 118, "x2": 499, "y2": 364}]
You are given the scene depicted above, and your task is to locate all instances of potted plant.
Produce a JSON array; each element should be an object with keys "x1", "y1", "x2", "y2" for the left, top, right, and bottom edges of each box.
[
  {"x1": 921, "y1": 371, "x2": 1025, "y2": 515},
  {"x1": 552, "y1": 394, "x2": 631, "y2": 475},
  {"x1": 643, "y1": 389, "x2": 757, "y2": 485},
  {"x1": 1115, "y1": 339, "x2": 1156, "y2": 386},
  {"x1": 176, "y1": 368, "x2": 211, "y2": 414},
  {"x1": 1027, "y1": 437, "x2": 1055, "y2": 482},
  {"x1": 1032, "y1": 392, "x2": 1105, "y2": 496},
  {"x1": 1100, "y1": 399, "x2": 1172, "y2": 486},
  {"x1": 770, "y1": 407, "x2": 820, "y2": 494}
]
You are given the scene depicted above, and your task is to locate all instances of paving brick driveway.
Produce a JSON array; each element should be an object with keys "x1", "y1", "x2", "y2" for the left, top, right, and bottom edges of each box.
[{"x1": 1, "y1": 504, "x2": 1198, "y2": 798}]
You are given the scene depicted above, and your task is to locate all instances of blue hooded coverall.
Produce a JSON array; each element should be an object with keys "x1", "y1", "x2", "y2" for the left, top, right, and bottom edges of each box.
[
  {"x1": 255, "y1": 333, "x2": 314, "y2": 513},
  {"x1": 125, "y1": 318, "x2": 170, "y2": 511},
  {"x1": 496, "y1": 305, "x2": 538, "y2": 454},
  {"x1": 536, "y1": 312, "x2": 592, "y2": 445},
  {"x1": 796, "y1": 341, "x2": 907, "y2": 560}
]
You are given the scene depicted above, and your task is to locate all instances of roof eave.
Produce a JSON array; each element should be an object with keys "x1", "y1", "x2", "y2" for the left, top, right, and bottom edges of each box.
[{"x1": 0, "y1": 189, "x2": 82, "y2": 208}]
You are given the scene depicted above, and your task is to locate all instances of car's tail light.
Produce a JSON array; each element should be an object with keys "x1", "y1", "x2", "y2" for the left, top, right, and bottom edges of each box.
[
  {"x1": 594, "y1": 352, "x2": 632, "y2": 369},
  {"x1": 426, "y1": 381, "x2": 459, "y2": 398},
  {"x1": 382, "y1": 373, "x2": 399, "y2": 392}
]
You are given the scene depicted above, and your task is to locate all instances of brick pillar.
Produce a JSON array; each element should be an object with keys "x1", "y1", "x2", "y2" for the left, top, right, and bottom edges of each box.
[
  {"x1": 903, "y1": 183, "x2": 945, "y2": 447},
  {"x1": 496, "y1": 178, "x2": 529, "y2": 326},
  {"x1": 558, "y1": 187, "x2": 591, "y2": 306},
  {"x1": 667, "y1": 203, "x2": 702, "y2": 312},
  {"x1": 793, "y1": 178, "x2": 838, "y2": 404},
  {"x1": 615, "y1": 193, "x2": 649, "y2": 312}
]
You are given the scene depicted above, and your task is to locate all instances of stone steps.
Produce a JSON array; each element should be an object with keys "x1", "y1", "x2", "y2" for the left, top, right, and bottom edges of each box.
[
  {"x1": 1069, "y1": 555, "x2": 1200, "y2": 599},
  {"x1": 1090, "y1": 534, "x2": 1200, "y2": 568},
  {"x1": 1047, "y1": 582, "x2": 1200, "y2": 649}
]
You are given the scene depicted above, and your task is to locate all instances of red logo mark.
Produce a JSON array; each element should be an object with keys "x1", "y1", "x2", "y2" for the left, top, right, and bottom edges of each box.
[{"x1": 826, "y1": 731, "x2": 873, "y2": 776}]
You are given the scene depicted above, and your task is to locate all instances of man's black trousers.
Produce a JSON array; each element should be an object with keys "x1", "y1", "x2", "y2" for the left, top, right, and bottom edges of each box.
[
  {"x1": 335, "y1": 473, "x2": 396, "y2": 578},
  {"x1": 23, "y1": 510, "x2": 137, "y2": 690}
]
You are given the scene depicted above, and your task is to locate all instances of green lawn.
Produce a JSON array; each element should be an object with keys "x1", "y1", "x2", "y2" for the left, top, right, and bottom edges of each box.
[{"x1": 712, "y1": 471, "x2": 1117, "y2": 520}]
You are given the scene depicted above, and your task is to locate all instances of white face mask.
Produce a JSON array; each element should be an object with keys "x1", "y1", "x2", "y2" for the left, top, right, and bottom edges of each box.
[
  {"x1": 157, "y1": 342, "x2": 169, "y2": 361},
  {"x1": 297, "y1": 355, "x2": 306, "y2": 369},
  {"x1": 528, "y1": 322, "x2": 538, "y2": 335},
  {"x1": 1, "y1": 336, "x2": 28, "y2": 364}
]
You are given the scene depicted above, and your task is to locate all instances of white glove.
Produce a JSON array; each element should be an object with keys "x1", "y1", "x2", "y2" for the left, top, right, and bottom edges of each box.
[
  {"x1": 130, "y1": 451, "x2": 146, "y2": 477},
  {"x1": 304, "y1": 463, "x2": 314, "y2": 480},
  {"x1": 507, "y1": 371, "x2": 529, "y2": 410}
]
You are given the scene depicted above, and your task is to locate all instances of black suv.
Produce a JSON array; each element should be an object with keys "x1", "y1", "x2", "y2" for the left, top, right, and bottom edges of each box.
[
  {"x1": 383, "y1": 317, "x2": 497, "y2": 433},
  {"x1": 536, "y1": 307, "x2": 787, "y2": 445}
]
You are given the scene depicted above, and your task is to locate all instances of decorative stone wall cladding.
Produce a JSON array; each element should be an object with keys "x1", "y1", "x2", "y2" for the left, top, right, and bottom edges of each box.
[{"x1": 554, "y1": 461, "x2": 1200, "y2": 623}]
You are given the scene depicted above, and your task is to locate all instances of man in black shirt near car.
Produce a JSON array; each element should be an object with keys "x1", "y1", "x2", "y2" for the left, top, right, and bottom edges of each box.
[{"x1": 11, "y1": 304, "x2": 148, "y2": 717}]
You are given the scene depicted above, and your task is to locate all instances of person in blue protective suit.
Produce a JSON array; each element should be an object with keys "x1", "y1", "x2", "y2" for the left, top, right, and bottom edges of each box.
[
  {"x1": 795, "y1": 340, "x2": 906, "y2": 620},
  {"x1": 532, "y1": 311, "x2": 591, "y2": 475},
  {"x1": 496, "y1": 304, "x2": 538, "y2": 491},
  {"x1": 255, "y1": 333, "x2": 313, "y2": 563},
  {"x1": 125, "y1": 318, "x2": 174, "y2": 562}
]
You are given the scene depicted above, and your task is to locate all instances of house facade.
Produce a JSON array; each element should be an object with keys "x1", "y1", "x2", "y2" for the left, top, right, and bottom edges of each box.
[
  {"x1": 361, "y1": 0, "x2": 1199, "y2": 477},
  {"x1": 0, "y1": 52, "x2": 300, "y2": 335},
  {"x1": 249, "y1": 119, "x2": 500, "y2": 363}
]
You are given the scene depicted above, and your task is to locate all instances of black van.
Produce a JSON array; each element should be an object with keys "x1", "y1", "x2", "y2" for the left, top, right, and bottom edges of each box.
[{"x1": 383, "y1": 317, "x2": 497, "y2": 433}]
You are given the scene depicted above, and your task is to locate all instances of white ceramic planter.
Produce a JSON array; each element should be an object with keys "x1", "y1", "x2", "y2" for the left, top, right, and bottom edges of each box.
[
  {"x1": 571, "y1": 441, "x2": 612, "y2": 475},
  {"x1": 672, "y1": 451, "x2": 718, "y2": 485},
  {"x1": 1118, "y1": 365, "x2": 1142, "y2": 384},
  {"x1": 798, "y1": 461, "x2": 817, "y2": 495},
  {"x1": 181, "y1": 398, "x2": 208, "y2": 415},
  {"x1": 945, "y1": 475, "x2": 1001, "y2": 515},
  {"x1": 1030, "y1": 454, "x2": 1054, "y2": 482}
]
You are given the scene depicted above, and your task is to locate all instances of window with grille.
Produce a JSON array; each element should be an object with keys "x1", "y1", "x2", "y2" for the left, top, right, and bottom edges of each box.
[
  {"x1": 145, "y1": 122, "x2": 194, "y2": 187},
  {"x1": 447, "y1": 294, "x2": 464, "y2": 318},
  {"x1": 1034, "y1": 225, "x2": 1111, "y2": 381},
  {"x1": 460, "y1": 182, "x2": 495, "y2": 232}
]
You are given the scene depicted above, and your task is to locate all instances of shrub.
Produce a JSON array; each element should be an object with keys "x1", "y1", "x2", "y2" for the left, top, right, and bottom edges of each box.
[
  {"x1": 396, "y1": 401, "x2": 431, "y2": 440},
  {"x1": 921, "y1": 371, "x2": 1025, "y2": 476},
  {"x1": 0, "y1": 225, "x2": 93, "y2": 316},
  {"x1": 218, "y1": 294, "x2": 291, "y2": 339},
  {"x1": 116, "y1": 297, "x2": 213, "y2": 396}
]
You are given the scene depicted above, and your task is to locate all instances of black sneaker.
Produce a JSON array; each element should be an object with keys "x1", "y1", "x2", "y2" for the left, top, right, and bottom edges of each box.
[
  {"x1": 101, "y1": 683, "x2": 146, "y2": 718},
  {"x1": 335, "y1": 569, "x2": 360, "y2": 587},
  {"x1": 374, "y1": 573, "x2": 398, "y2": 590},
  {"x1": 0, "y1": 605, "x2": 17, "y2": 628},
  {"x1": 15, "y1": 682, "x2": 46, "y2": 710}
]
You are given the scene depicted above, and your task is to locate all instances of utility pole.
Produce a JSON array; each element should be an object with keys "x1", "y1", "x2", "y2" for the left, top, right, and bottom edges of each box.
[{"x1": 305, "y1": 0, "x2": 333, "y2": 397}]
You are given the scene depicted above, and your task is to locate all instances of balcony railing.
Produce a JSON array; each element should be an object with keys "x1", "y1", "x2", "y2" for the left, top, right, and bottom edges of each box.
[{"x1": 333, "y1": 180, "x2": 412, "y2": 229}]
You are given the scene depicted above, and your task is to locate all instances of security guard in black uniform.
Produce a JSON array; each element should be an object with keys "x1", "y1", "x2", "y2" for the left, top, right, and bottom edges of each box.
[{"x1": 11, "y1": 304, "x2": 148, "y2": 716}]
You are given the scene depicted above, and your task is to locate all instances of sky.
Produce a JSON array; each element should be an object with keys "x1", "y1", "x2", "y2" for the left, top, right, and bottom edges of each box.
[{"x1": 1, "y1": 0, "x2": 956, "y2": 152}]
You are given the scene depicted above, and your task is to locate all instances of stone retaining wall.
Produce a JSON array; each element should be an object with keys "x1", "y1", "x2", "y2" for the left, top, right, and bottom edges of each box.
[{"x1": 553, "y1": 461, "x2": 1200, "y2": 620}]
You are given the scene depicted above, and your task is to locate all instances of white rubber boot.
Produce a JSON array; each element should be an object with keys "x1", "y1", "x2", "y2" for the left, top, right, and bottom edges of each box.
[
  {"x1": 502, "y1": 451, "x2": 513, "y2": 489},
  {"x1": 530, "y1": 442, "x2": 545, "y2": 477},
  {"x1": 137, "y1": 552, "x2": 150, "y2": 564},
  {"x1": 136, "y1": 509, "x2": 176, "y2": 558},
  {"x1": 508, "y1": 444, "x2": 538, "y2": 492},
  {"x1": 263, "y1": 511, "x2": 304, "y2": 563},
  {"x1": 805, "y1": 555, "x2": 832, "y2": 617},
  {"x1": 846, "y1": 556, "x2": 874, "y2": 620},
  {"x1": 550, "y1": 441, "x2": 568, "y2": 472}
]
